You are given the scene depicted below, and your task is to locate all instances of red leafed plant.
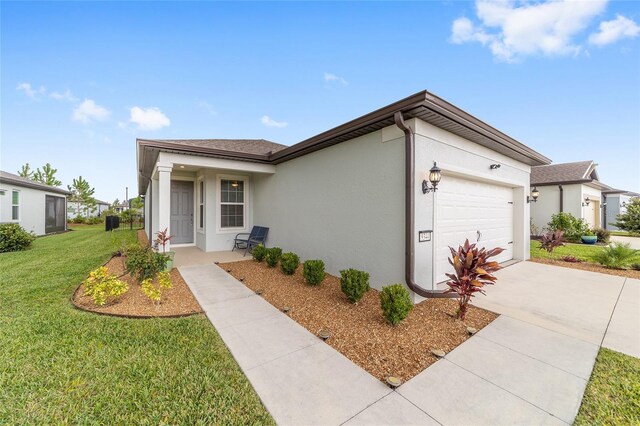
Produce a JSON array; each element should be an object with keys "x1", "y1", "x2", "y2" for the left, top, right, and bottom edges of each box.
[
  {"x1": 445, "y1": 239, "x2": 504, "y2": 321},
  {"x1": 539, "y1": 230, "x2": 565, "y2": 253},
  {"x1": 154, "y1": 228, "x2": 173, "y2": 254}
]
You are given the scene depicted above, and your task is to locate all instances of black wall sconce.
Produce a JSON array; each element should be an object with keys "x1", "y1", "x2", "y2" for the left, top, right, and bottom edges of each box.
[
  {"x1": 527, "y1": 187, "x2": 540, "y2": 203},
  {"x1": 582, "y1": 197, "x2": 591, "y2": 207},
  {"x1": 490, "y1": 164, "x2": 501, "y2": 170},
  {"x1": 422, "y1": 162, "x2": 442, "y2": 194}
]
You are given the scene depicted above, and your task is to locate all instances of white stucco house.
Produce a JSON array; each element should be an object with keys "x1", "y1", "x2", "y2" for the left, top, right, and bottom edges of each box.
[
  {"x1": 68, "y1": 198, "x2": 110, "y2": 218},
  {"x1": 529, "y1": 161, "x2": 611, "y2": 233},
  {"x1": 0, "y1": 170, "x2": 70, "y2": 235},
  {"x1": 602, "y1": 189, "x2": 640, "y2": 231},
  {"x1": 137, "y1": 91, "x2": 550, "y2": 300}
]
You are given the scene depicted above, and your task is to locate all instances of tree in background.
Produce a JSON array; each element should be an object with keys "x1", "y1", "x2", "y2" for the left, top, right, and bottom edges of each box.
[
  {"x1": 111, "y1": 198, "x2": 120, "y2": 209},
  {"x1": 18, "y1": 162, "x2": 62, "y2": 187},
  {"x1": 130, "y1": 196, "x2": 144, "y2": 211},
  {"x1": 67, "y1": 176, "x2": 96, "y2": 218},
  {"x1": 613, "y1": 198, "x2": 640, "y2": 233}
]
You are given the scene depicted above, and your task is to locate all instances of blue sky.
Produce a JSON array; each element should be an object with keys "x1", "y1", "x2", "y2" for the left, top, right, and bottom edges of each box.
[{"x1": 2, "y1": 1, "x2": 639, "y2": 203}]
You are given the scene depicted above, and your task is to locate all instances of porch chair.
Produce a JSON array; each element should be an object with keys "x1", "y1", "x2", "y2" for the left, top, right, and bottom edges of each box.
[{"x1": 233, "y1": 226, "x2": 269, "y2": 256}]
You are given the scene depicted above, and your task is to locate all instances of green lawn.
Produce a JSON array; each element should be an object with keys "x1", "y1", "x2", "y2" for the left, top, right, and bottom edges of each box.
[
  {"x1": 575, "y1": 348, "x2": 640, "y2": 425},
  {"x1": 530, "y1": 240, "x2": 604, "y2": 262},
  {"x1": 0, "y1": 226, "x2": 273, "y2": 424}
]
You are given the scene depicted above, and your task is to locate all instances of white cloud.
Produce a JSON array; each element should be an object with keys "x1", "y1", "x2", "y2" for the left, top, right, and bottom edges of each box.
[
  {"x1": 323, "y1": 72, "x2": 348, "y2": 85},
  {"x1": 589, "y1": 14, "x2": 640, "y2": 46},
  {"x1": 260, "y1": 115, "x2": 288, "y2": 128},
  {"x1": 451, "y1": 0, "x2": 608, "y2": 61},
  {"x1": 197, "y1": 101, "x2": 217, "y2": 116},
  {"x1": 73, "y1": 99, "x2": 111, "y2": 123},
  {"x1": 16, "y1": 82, "x2": 46, "y2": 98},
  {"x1": 50, "y1": 89, "x2": 78, "y2": 102},
  {"x1": 129, "y1": 106, "x2": 171, "y2": 130}
]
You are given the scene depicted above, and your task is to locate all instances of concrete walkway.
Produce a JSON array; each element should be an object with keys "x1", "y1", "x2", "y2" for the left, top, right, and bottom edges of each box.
[
  {"x1": 181, "y1": 261, "x2": 639, "y2": 425},
  {"x1": 611, "y1": 234, "x2": 640, "y2": 249}
]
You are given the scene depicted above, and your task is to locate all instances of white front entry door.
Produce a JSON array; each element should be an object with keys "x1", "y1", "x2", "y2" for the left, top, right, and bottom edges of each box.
[{"x1": 436, "y1": 175, "x2": 514, "y2": 283}]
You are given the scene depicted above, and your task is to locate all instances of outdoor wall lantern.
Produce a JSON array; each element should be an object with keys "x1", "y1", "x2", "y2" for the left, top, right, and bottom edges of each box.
[
  {"x1": 527, "y1": 187, "x2": 540, "y2": 203},
  {"x1": 583, "y1": 197, "x2": 591, "y2": 207},
  {"x1": 422, "y1": 162, "x2": 442, "y2": 194}
]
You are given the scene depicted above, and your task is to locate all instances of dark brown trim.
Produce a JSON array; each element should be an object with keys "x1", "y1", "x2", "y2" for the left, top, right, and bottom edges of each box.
[
  {"x1": 532, "y1": 179, "x2": 592, "y2": 187},
  {"x1": 0, "y1": 175, "x2": 71, "y2": 195},
  {"x1": 559, "y1": 185, "x2": 564, "y2": 213},
  {"x1": 395, "y1": 112, "x2": 454, "y2": 299}
]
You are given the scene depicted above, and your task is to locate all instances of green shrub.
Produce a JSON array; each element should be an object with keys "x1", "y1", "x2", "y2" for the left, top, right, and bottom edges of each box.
[
  {"x1": 83, "y1": 266, "x2": 129, "y2": 306},
  {"x1": 0, "y1": 223, "x2": 36, "y2": 253},
  {"x1": 340, "y1": 268, "x2": 370, "y2": 303},
  {"x1": 280, "y1": 252, "x2": 300, "y2": 275},
  {"x1": 631, "y1": 263, "x2": 640, "y2": 271},
  {"x1": 592, "y1": 243, "x2": 639, "y2": 269},
  {"x1": 303, "y1": 260, "x2": 325, "y2": 285},
  {"x1": 71, "y1": 215, "x2": 86, "y2": 224},
  {"x1": 252, "y1": 244, "x2": 267, "y2": 262},
  {"x1": 380, "y1": 284, "x2": 413, "y2": 326},
  {"x1": 87, "y1": 216, "x2": 104, "y2": 225},
  {"x1": 265, "y1": 247, "x2": 282, "y2": 268},
  {"x1": 612, "y1": 197, "x2": 640, "y2": 233},
  {"x1": 125, "y1": 243, "x2": 168, "y2": 281},
  {"x1": 594, "y1": 228, "x2": 611, "y2": 243},
  {"x1": 140, "y1": 270, "x2": 173, "y2": 304},
  {"x1": 547, "y1": 212, "x2": 589, "y2": 242}
]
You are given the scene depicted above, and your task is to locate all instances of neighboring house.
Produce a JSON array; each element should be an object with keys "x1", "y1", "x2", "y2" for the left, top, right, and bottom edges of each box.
[
  {"x1": 0, "y1": 170, "x2": 70, "y2": 235},
  {"x1": 530, "y1": 161, "x2": 609, "y2": 233},
  {"x1": 602, "y1": 189, "x2": 640, "y2": 231},
  {"x1": 68, "y1": 198, "x2": 110, "y2": 218},
  {"x1": 113, "y1": 200, "x2": 129, "y2": 213},
  {"x1": 137, "y1": 90, "x2": 550, "y2": 300}
]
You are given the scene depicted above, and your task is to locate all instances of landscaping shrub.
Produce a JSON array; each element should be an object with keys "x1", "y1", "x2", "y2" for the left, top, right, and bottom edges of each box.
[
  {"x1": 0, "y1": 223, "x2": 36, "y2": 253},
  {"x1": 87, "y1": 216, "x2": 104, "y2": 225},
  {"x1": 303, "y1": 260, "x2": 325, "y2": 285},
  {"x1": 252, "y1": 244, "x2": 267, "y2": 262},
  {"x1": 83, "y1": 266, "x2": 129, "y2": 306},
  {"x1": 547, "y1": 212, "x2": 589, "y2": 243},
  {"x1": 539, "y1": 230, "x2": 565, "y2": 253},
  {"x1": 71, "y1": 215, "x2": 86, "y2": 224},
  {"x1": 592, "y1": 243, "x2": 639, "y2": 269},
  {"x1": 445, "y1": 239, "x2": 503, "y2": 321},
  {"x1": 612, "y1": 197, "x2": 640, "y2": 233},
  {"x1": 265, "y1": 247, "x2": 282, "y2": 267},
  {"x1": 380, "y1": 284, "x2": 413, "y2": 326},
  {"x1": 631, "y1": 263, "x2": 640, "y2": 271},
  {"x1": 561, "y1": 255, "x2": 582, "y2": 263},
  {"x1": 125, "y1": 243, "x2": 168, "y2": 281},
  {"x1": 594, "y1": 228, "x2": 611, "y2": 244},
  {"x1": 280, "y1": 252, "x2": 300, "y2": 275},
  {"x1": 140, "y1": 270, "x2": 173, "y2": 305},
  {"x1": 340, "y1": 268, "x2": 370, "y2": 303}
]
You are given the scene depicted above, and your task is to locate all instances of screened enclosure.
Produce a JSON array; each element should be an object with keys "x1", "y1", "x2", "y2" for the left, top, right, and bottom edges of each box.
[{"x1": 45, "y1": 195, "x2": 66, "y2": 234}]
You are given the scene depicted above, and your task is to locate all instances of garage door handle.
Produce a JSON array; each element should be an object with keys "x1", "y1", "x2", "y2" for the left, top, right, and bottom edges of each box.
[{"x1": 477, "y1": 230, "x2": 482, "y2": 242}]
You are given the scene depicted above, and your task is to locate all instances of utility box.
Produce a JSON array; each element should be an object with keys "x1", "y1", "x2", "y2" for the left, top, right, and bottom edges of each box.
[{"x1": 105, "y1": 215, "x2": 120, "y2": 231}]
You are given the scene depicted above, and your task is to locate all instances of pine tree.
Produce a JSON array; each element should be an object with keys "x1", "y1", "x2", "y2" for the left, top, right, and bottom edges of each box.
[{"x1": 67, "y1": 176, "x2": 96, "y2": 218}]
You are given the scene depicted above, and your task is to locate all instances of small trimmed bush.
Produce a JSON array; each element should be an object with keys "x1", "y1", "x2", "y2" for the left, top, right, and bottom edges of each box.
[
  {"x1": 592, "y1": 242, "x2": 639, "y2": 269},
  {"x1": 0, "y1": 223, "x2": 36, "y2": 253},
  {"x1": 265, "y1": 247, "x2": 282, "y2": 268},
  {"x1": 280, "y1": 252, "x2": 300, "y2": 275},
  {"x1": 631, "y1": 263, "x2": 640, "y2": 271},
  {"x1": 547, "y1": 212, "x2": 589, "y2": 243},
  {"x1": 380, "y1": 284, "x2": 413, "y2": 326},
  {"x1": 83, "y1": 266, "x2": 129, "y2": 306},
  {"x1": 141, "y1": 270, "x2": 173, "y2": 304},
  {"x1": 303, "y1": 260, "x2": 325, "y2": 285},
  {"x1": 71, "y1": 215, "x2": 86, "y2": 224},
  {"x1": 340, "y1": 268, "x2": 370, "y2": 303},
  {"x1": 594, "y1": 228, "x2": 610, "y2": 244},
  {"x1": 125, "y1": 243, "x2": 168, "y2": 281},
  {"x1": 252, "y1": 244, "x2": 267, "y2": 262}
]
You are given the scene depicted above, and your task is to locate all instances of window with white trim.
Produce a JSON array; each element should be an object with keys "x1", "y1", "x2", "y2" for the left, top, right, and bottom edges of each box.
[
  {"x1": 220, "y1": 179, "x2": 244, "y2": 229},
  {"x1": 198, "y1": 179, "x2": 205, "y2": 230},
  {"x1": 12, "y1": 190, "x2": 20, "y2": 221}
]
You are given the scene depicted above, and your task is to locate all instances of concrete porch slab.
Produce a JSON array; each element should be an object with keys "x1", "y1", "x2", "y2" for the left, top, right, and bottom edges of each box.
[{"x1": 173, "y1": 246, "x2": 247, "y2": 268}]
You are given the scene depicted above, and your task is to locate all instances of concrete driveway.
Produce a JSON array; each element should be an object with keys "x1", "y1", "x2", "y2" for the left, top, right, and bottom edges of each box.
[{"x1": 611, "y1": 234, "x2": 640, "y2": 249}]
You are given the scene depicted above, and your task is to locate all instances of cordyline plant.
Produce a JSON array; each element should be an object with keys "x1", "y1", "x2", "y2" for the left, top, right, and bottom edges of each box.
[
  {"x1": 539, "y1": 230, "x2": 565, "y2": 253},
  {"x1": 154, "y1": 228, "x2": 173, "y2": 254},
  {"x1": 445, "y1": 239, "x2": 504, "y2": 321}
]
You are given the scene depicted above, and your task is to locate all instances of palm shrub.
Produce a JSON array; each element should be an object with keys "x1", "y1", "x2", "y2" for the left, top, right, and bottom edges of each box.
[
  {"x1": 265, "y1": 247, "x2": 282, "y2": 267},
  {"x1": 547, "y1": 212, "x2": 589, "y2": 242},
  {"x1": 445, "y1": 239, "x2": 504, "y2": 321},
  {"x1": 612, "y1": 197, "x2": 640, "y2": 233},
  {"x1": 592, "y1": 243, "x2": 639, "y2": 269},
  {"x1": 380, "y1": 284, "x2": 413, "y2": 326},
  {"x1": 340, "y1": 268, "x2": 370, "y2": 303},
  {"x1": 303, "y1": 260, "x2": 325, "y2": 285},
  {"x1": 0, "y1": 223, "x2": 36, "y2": 253},
  {"x1": 252, "y1": 244, "x2": 267, "y2": 262},
  {"x1": 83, "y1": 266, "x2": 129, "y2": 306},
  {"x1": 539, "y1": 230, "x2": 565, "y2": 253},
  {"x1": 280, "y1": 252, "x2": 300, "y2": 275}
]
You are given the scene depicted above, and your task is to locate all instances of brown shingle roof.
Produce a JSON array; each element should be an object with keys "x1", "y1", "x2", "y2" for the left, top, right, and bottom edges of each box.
[
  {"x1": 0, "y1": 170, "x2": 71, "y2": 195},
  {"x1": 531, "y1": 161, "x2": 595, "y2": 185},
  {"x1": 144, "y1": 139, "x2": 287, "y2": 156}
]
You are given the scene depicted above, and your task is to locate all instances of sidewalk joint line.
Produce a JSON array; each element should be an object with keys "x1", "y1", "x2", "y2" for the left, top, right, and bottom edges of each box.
[{"x1": 600, "y1": 277, "x2": 626, "y2": 349}]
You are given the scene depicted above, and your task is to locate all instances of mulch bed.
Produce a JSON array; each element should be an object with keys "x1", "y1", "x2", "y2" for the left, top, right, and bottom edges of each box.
[
  {"x1": 219, "y1": 260, "x2": 497, "y2": 382},
  {"x1": 73, "y1": 255, "x2": 202, "y2": 318},
  {"x1": 530, "y1": 258, "x2": 640, "y2": 279},
  {"x1": 137, "y1": 230, "x2": 150, "y2": 246}
]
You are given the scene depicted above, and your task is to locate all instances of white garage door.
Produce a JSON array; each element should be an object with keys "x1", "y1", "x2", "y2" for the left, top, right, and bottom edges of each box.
[{"x1": 436, "y1": 175, "x2": 514, "y2": 283}]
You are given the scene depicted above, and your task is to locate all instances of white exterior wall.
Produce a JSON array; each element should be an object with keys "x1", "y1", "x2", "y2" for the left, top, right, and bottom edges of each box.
[
  {"x1": 0, "y1": 184, "x2": 67, "y2": 235},
  {"x1": 252, "y1": 129, "x2": 406, "y2": 291},
  {"x1": 411, "y1": 119, "x2": 531, "y2": 294},
  {"x1": 530, "y1": 183, "x2": 602, "y2": 232},
  {"x1": 144, "y1": 182, "x2": 151, "y2": 239},
  {"x1": 581, "y1": 184, "x2": 602, "y2": 229}
]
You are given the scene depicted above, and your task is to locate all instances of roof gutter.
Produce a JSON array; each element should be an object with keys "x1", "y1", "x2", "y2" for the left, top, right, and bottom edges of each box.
[{"x1": 395, "y1": 112, "x2": 454, "y2": 299}]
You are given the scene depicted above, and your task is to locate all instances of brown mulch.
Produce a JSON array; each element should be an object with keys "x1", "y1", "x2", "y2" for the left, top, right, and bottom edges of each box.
[
  {"x1": 219, "y1": 260, "x2": 497, "y2": 382},
  {"x1": 137, "y1": 230, "x2": 150, "y2": 246},
  {"x1": 530, "y1": 258, "x2": 640, "y2": 279},
  {"x1": 73, "y1": 255, "x2": 202, "y2": 317}
]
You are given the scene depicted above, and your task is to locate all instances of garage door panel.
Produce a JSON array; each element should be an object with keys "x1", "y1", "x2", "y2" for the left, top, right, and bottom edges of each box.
[{"x1": 436, "y1": 176, "x2": 514, "y2": 283}]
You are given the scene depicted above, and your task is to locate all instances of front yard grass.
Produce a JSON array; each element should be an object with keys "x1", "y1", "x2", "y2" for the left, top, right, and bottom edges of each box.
[
  {"x1": 529, "y1": 240, "x2": 604, "y2": 262},
  {"x1": 575, "y1": 348, "x2": 640, "y2": 425},
  {"x1": 0, "y1": 226, "x2": 273, "y2": 424}
]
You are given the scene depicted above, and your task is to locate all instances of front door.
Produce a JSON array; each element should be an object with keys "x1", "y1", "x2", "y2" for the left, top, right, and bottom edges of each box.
[{"x1": 170, "y1": 180, "x2": 194, "y2": 244}]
